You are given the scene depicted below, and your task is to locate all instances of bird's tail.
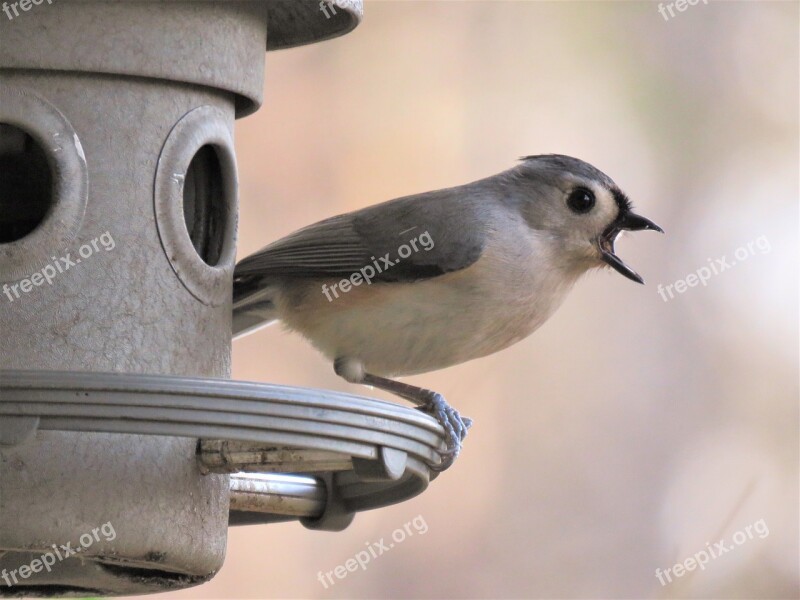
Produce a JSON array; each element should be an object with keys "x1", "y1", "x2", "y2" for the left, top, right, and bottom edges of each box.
[{"x1": 232, "y1": 276, "x2": 279, "y2": 339}]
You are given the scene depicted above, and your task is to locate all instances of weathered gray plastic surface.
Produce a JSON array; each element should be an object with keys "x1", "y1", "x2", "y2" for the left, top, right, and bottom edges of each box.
[
  {"x1": 0, "y1": 370, "x2": 444, "y2": 522},
  {"x1": 0, "y1": 0, "x2": 363, "y2": 596},
  {"x1": 0, "y1": 0, "x2": 363, "y2": 117}
]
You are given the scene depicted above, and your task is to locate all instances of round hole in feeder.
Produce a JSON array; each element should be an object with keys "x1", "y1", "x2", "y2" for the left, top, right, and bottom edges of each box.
[
  {"x1": 0, "y1": 86, "x2": 88, "y2": 283},
  {"x1": 183, "y1": 144, "x2": 228, "y2": 267},
  {"x1": 154, "y1": 105, "x2": 237, "y2": 306},
  {"x1": 0, "y1": 123, "x2": 54, "y2": 244}
]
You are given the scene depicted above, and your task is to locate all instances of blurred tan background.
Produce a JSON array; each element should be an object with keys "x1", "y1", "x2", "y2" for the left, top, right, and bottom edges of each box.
[{"x1": 164, "y1": 1, "x2": 798, "y2": 598}]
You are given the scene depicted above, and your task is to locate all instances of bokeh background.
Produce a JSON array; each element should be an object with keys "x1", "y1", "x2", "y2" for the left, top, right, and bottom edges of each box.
[{"x1": 164, "y1": 1, "x2": 798, "y2": 598}]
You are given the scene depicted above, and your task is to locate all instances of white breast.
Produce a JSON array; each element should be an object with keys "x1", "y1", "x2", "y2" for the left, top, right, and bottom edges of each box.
[{"x1": 274, "y1": 225, "x2": 583, "y2": 377}]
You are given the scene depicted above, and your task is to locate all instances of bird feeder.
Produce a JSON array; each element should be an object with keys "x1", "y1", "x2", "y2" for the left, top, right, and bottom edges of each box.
[{"x1": 0, "y1": 1, "x2": 447, "y2": 596}]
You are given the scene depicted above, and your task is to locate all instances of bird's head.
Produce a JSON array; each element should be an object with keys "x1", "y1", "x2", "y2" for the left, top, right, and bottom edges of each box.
[{"x1": 512, "y1": 154, "x2": 663, "y2": 284}]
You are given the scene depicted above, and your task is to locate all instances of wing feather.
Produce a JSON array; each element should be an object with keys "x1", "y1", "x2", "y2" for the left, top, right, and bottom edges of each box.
[{"x1": 233, "y1": 187, "x2": 489, "y2": 288}]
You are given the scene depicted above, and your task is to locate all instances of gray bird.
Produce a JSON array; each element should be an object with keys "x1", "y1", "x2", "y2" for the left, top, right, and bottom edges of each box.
[{"x1": 232, "y1": 155, "x2": 663, "y2": 470}]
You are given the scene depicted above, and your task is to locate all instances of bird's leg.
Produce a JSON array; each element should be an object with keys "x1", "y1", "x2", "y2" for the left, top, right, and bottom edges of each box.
[
  {"x1": 356, "y1": 375, "x2": 472, "y2": 472},
  {"x1": 334, "y1": 358, "x2": 472, "y2": 472}
]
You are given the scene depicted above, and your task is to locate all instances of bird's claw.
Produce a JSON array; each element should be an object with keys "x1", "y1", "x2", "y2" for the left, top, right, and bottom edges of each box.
[{"x1": 418, "y1": 393, "x2": 472, "y2": 472}]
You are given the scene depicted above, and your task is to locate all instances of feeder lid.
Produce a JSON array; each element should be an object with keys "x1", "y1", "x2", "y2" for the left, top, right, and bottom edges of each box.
[
  {"x1": 267, "y1": 0, "x2": 363, "y2": 51},
  {"x1": 0, "y1": 0, "x2": 363, "y2": 117}
]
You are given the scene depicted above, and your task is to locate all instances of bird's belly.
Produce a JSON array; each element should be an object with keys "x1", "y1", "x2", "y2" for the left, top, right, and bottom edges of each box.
[{"x1": 276, "y1": 265, "x2": 568, "y2": 376}]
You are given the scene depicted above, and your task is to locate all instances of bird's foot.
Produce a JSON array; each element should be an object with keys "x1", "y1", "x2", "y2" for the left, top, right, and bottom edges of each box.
[
  {"x1": 417, "y1": 393, "x2": 472, "y2": 472},
  {"x1": 346, "y1": 365, "x2": 472, "y2": 473}
]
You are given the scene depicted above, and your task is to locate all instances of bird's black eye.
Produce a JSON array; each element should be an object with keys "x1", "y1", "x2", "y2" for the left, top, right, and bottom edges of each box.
[{"x1": 567, "y1": 187, "x2": 595, "y2": 214}]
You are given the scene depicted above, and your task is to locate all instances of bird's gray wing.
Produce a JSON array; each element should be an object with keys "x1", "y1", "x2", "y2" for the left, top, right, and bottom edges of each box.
[{"x1": 233, "y1": 188, "x2": 489, "y2": 288}]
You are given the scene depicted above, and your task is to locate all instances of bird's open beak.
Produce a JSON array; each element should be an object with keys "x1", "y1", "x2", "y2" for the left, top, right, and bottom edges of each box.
[{"x1": 598, "y1": 210, "x2": 664, "y2": 284}]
